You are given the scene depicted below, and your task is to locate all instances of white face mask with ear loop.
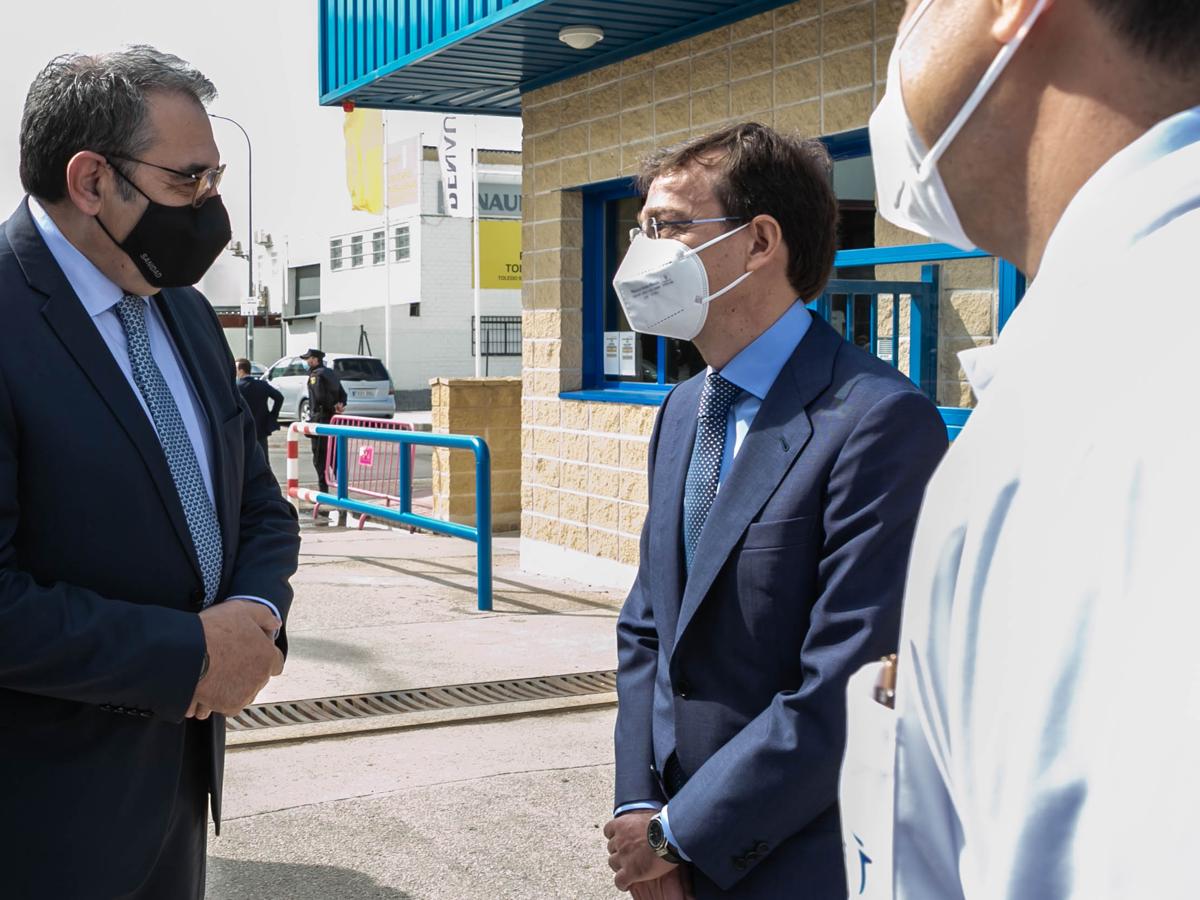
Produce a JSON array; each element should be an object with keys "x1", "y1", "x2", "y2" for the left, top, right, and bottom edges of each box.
[
  {"x1": 869, "y1": 0, "x2": 1051, "y2": 250},
  {"x1": 612, "y1": 222, "x2": 753, "y2": 341}
]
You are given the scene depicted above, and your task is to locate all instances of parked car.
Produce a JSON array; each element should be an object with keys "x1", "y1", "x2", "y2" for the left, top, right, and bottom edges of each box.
[{"x1": 266, "y1": 353, "x2": 395, "y2": 421}]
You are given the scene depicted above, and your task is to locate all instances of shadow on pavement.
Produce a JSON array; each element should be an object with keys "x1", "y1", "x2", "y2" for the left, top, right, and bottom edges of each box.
[{"x1": 207, "y1": 856, "x2": 413, "y2": 899}]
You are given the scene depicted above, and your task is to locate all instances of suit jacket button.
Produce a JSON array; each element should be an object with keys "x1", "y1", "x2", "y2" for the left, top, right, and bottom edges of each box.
[
  {"x1": 733, "y1": 858, "x2": 747, "y2": 871},
  {"x1": 140, "y1": 710, "x2": 152, "y2": 719},
  {"x1": 756, "y1": 842, "x2": 769, "y2": 854},
  {"x1": 100, "y1": 704, "x2": 113, "y2": 712}
]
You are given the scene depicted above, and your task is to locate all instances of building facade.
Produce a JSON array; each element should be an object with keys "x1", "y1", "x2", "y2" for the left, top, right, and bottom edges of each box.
[
  {"x1": 281, "y1": 146, "x2": 524, "y2": 406},
  {"x1": 319, "y1": 0, "x2": 1025, "y2": 585}
]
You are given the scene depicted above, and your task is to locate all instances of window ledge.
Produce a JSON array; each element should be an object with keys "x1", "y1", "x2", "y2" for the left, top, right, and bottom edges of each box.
[{"x1": 559, "y1": 388, "x2": 667, "y2": 406}]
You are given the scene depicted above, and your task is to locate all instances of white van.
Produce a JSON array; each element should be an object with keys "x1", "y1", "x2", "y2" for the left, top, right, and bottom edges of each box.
[{"x1": 265, "y1": 353, "x2": 394, "y2": 421}]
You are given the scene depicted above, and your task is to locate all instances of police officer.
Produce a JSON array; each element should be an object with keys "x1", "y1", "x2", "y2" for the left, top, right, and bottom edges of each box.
[{"x1": 300, "y1": 348, "x2": 346, "y2": 493}]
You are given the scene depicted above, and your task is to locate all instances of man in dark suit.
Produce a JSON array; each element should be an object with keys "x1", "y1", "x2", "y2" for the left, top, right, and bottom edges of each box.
[
  {"x1": 0, "y1": 47, "x2": 300, "y2": 898},
  {"x1": 236, "y1": 356, "x2": 284, "y2": 464},
  {"x1": 603, "y1": 123, "x2": 947, "y2": 899}
]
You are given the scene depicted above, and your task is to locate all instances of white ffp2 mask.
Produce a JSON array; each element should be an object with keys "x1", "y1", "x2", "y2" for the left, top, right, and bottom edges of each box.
[
  {"x1": 612, "y1": 224, "x2": 751, "y2": 341},
  {"x1": 869, "y1": 0, "x2": 1050, "y2": 249}
]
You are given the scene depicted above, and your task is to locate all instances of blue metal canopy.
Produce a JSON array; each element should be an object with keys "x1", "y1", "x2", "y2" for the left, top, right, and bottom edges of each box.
[{"x1": 320, "y1": 0, "x2": 798, "y2": 115}]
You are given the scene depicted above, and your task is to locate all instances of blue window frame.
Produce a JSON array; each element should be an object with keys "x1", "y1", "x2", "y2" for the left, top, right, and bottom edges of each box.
[{"x1": 563, "y1": 129, "x2": 1027, "y2": 416}]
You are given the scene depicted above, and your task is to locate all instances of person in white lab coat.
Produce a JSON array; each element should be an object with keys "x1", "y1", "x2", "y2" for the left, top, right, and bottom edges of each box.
[{"x1": 842, "y1": 0, "x2": 1200, "y2": 897}]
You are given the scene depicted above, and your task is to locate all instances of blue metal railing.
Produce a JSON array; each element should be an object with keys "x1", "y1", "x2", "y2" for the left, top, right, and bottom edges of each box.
[
  {"x1": 288, "y1": 422, "x2": 493, "y2": 611},
  {"x1": 810, "y1": 269, "x2": 941, "y2": 403}
]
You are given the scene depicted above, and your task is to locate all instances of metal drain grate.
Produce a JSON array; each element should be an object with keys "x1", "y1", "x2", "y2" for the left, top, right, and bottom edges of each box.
[{"x1": 228, "y1": 670, "x2": 617, "y2": 734}]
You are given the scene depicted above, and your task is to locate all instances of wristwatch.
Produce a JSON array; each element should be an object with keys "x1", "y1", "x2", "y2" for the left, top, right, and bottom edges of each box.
[
  {"x1": 198, "y1": 651, "x2": 210, "y2": 681},
  {"x1": 647, "y1": 812, "x2": 682, "y2": 865}
]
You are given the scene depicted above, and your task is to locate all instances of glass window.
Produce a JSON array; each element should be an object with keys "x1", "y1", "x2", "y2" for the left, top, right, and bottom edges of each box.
[
  {"x1": 372, "y1": 230, "x2": 386, "y2": 265},
  {"x1": 333, "y1": 357, "x2": 390, "y2": 381},
  {"x1": 350, "y1": 234, "x2": 364, "y2": 267},
  {"x1": 393, "y1": 226, "x2": 411, "y2": 262},
  {"x1": 409, "y1": 302, "x2": 420, "y2": 317},
  {"x1": 292, "y1": 264, "x2": 320, "y2": 317},
  {"x1": 472, "y1": 315, "x2": 522, "y2": 357},
  {"x1": 268, "y1": 361, "x2": 290, "y2": 380},
  {"x1": 601, "y1": 196, "x2": 704, "y2": 386},
  {"x1": 284, "y1": 359, "x2": 307, "y2": 377},
  {"x1": 329, "y1": 238, "x2": 343, "y2": 271}
]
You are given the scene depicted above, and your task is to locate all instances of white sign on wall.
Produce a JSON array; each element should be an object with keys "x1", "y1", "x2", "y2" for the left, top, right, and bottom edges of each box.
[
  {"x1": 604, "y1": 332, "x2": 620, "y2": 376},
  {"x1": 619, "y1": 332, "x2": 637, "y2": 377}
]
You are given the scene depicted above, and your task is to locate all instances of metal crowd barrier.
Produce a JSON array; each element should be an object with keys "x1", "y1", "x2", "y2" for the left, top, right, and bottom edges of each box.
[
  {"x1": 287, "y1": 421, "x2": 494, "y2": 611},
  {"x1": 320, "y1": 415, "x2": 417, "y2": 530}
]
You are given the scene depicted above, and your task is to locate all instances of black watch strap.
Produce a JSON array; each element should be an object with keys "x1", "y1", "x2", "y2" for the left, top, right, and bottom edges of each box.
[{"x1": 199, "y1": 651, "x2": 210, "y2": 681}]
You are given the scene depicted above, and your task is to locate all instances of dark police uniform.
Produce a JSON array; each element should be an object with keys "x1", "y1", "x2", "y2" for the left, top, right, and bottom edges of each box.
[{"x1": 304, "y1": 353, "x2": 346, "y2": 493}]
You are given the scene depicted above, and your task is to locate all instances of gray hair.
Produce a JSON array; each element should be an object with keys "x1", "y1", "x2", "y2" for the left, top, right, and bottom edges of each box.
[{"x1": 19, "y1": 45, "x2": 217, "y2": 202}]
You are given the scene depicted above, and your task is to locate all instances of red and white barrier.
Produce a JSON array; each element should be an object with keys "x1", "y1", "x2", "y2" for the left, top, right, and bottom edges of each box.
[{"x1": 286, "y1": 421, "x2": 324, "y2": 509}]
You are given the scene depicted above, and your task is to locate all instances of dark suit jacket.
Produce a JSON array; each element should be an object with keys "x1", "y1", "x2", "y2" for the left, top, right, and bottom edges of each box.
[
  {"x1": 0, "y1": 199, "x2": 300, "y2": 897},
  {"x1": 614, "y1": 316, "x2": 947, "y2": 899},
  {"x1": 238, "y1": 374, "x2": 284, "y2": 442}
]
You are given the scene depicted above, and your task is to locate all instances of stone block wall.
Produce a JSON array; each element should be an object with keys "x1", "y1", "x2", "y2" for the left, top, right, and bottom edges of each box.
[
  {"x1": 431, "y1": 377, "x2": 522, "y2": 531},
  {"x1": 517, "y1": 0, "x2": 955, "y2": 581},
  {"x1": 511, "y1": 1, "x2": 1017, "y2": 585}
]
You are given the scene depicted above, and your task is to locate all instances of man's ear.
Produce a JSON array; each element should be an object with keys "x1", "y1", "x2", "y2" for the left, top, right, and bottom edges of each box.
[
  {"x1": 992, "y1": 0, "x2": 1050, "y2": 43},
  {"x1": 744, "y1": 214, "x2": 784, "y2": 273},
  {"x1": 63, "y1": 151, "x2": 110, "y2": 217}
]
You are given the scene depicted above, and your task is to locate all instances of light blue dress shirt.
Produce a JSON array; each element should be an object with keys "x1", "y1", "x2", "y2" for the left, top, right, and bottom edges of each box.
[
  {"x1": 29, "y1": 198, "x2": 280, "y2": 623},
  {"x1": 615, "y1": 300, "x2": 813, "y2": 859}
]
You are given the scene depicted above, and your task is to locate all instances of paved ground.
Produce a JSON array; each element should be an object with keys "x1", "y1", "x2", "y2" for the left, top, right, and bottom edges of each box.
[{"x1": 207, "y1": 518, "x2": 630, "y2": 899}]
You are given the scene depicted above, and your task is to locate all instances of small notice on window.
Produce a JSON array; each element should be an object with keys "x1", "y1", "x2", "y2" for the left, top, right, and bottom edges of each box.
[
  {"x1": 604, "y1": 332, "x2": 621, "y2": 376},
  {"x1": 619, "y1": 332, "x2": 637, "y2": 377}
]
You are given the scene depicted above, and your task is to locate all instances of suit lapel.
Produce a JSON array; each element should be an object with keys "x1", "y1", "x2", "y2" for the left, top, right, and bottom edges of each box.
[
  {"x1": 8, "y1": 203, "x2": 204, "y2": 584},
  {"x1": 672, "y1": 316, "x2": 842, "y2": 651},
  {"x1": 653, "y1": 376, "x2": 702, "y2": 643}
]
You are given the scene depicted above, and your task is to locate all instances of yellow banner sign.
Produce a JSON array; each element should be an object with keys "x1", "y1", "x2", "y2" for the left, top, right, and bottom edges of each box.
[{"x1": 477, "y1": 220, "x2": 522, "y2": 289}]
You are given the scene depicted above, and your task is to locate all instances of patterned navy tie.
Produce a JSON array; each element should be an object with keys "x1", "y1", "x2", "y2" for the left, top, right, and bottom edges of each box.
[
  {"x1": 115, "y1": 294, "x2": 223, "y2": 606},
  {"x1": 682, "y1": 372, "x2": 741, "y2": 573}
]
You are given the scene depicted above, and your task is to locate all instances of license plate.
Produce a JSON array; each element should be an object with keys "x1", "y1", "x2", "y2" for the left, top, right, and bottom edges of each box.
[{"x1": 352, "y1": 389, "x2": 372, "y2": 399}]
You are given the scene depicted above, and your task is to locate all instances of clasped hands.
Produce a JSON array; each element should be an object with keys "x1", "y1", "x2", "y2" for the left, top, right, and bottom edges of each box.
[
  {"x1": 187, "y1": 599, "x2": 284, "y2": 720},
  {"x1": 604, "y1": 811, "x2": 694, "y2": 900}
]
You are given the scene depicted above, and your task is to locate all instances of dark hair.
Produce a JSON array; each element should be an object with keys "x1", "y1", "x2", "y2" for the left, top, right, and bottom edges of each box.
[
  {"x1": 636, "y1": 122, "x2": 837, "y2": 301},
  {"x1": 235, "y1": 358, "x2": 252, "y2": 374},
  {"x1": 19, "y1": 45, "x2": 217, "y2": 202},
  {"x1": 1087, "y1": 0, "x2": 1200, "y2": 75}
]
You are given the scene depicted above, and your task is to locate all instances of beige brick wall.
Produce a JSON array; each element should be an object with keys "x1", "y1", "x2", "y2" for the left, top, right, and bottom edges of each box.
[
  {"x1": 519, "y1": 0, "x2": 928, "y2": 567},
  {"x1": 431, "y1": 377, "x2": 522, "y2": 531}
]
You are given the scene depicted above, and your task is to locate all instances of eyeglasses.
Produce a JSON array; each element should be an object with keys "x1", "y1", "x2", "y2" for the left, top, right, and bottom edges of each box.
[
  {"x1": 628, "y1": 216, "x2": 747, "y2": 242},
  {"x1": 107, "y1": 155, "x2": 226, "y2": 208}
]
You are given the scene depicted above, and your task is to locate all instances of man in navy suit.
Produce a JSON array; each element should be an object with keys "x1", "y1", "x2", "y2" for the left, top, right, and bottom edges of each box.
[
  {"x1": 0, "y1": 48, "x2": 299, "y2": 898},
  {"x1": 603, "y1": 123, "x2": 947, "y2": 899},
  {"x1": 236, "y1": 356, "x2": 284, "y2": 464}
]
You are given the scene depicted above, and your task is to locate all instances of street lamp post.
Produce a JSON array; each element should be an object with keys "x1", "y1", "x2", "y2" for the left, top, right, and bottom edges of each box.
[{"x1": 210, "y1": 113, "x2": 254, "y2": 360}]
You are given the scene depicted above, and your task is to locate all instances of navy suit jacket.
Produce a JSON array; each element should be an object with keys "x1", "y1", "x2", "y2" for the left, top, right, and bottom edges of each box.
[
  {"x1": 0, "y1": 200, "x2": 300, "y2": 897},
  {"x1": 238, "y1": 374, "x2": 284, "y2": 442},
  {"x1": 614, "y1": 316, "x2": 947, "y2": 898}
]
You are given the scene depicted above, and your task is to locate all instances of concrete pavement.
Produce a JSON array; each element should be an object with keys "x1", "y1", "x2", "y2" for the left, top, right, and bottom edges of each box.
[{"x1": 207, "y1": 520, "x2": 630, "y2": 899}]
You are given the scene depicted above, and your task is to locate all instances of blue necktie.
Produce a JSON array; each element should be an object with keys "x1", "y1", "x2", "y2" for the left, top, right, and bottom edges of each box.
[
  {"x1": 682, "y1": 372, "x2": 741, "y2": 573},
  {"x1": 115, "y1": 294, "x2": 223, "y2": 606}
]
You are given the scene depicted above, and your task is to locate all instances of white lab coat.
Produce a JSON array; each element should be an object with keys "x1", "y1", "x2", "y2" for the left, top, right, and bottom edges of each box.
[{"x1": 844, "y1": 105, "x2": 1200, "y2": 900}]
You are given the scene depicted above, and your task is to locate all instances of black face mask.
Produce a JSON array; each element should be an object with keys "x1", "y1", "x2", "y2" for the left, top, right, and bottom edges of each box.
[{"x1": 96, "y1": 162, "x2": 232, "y2": 289}]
